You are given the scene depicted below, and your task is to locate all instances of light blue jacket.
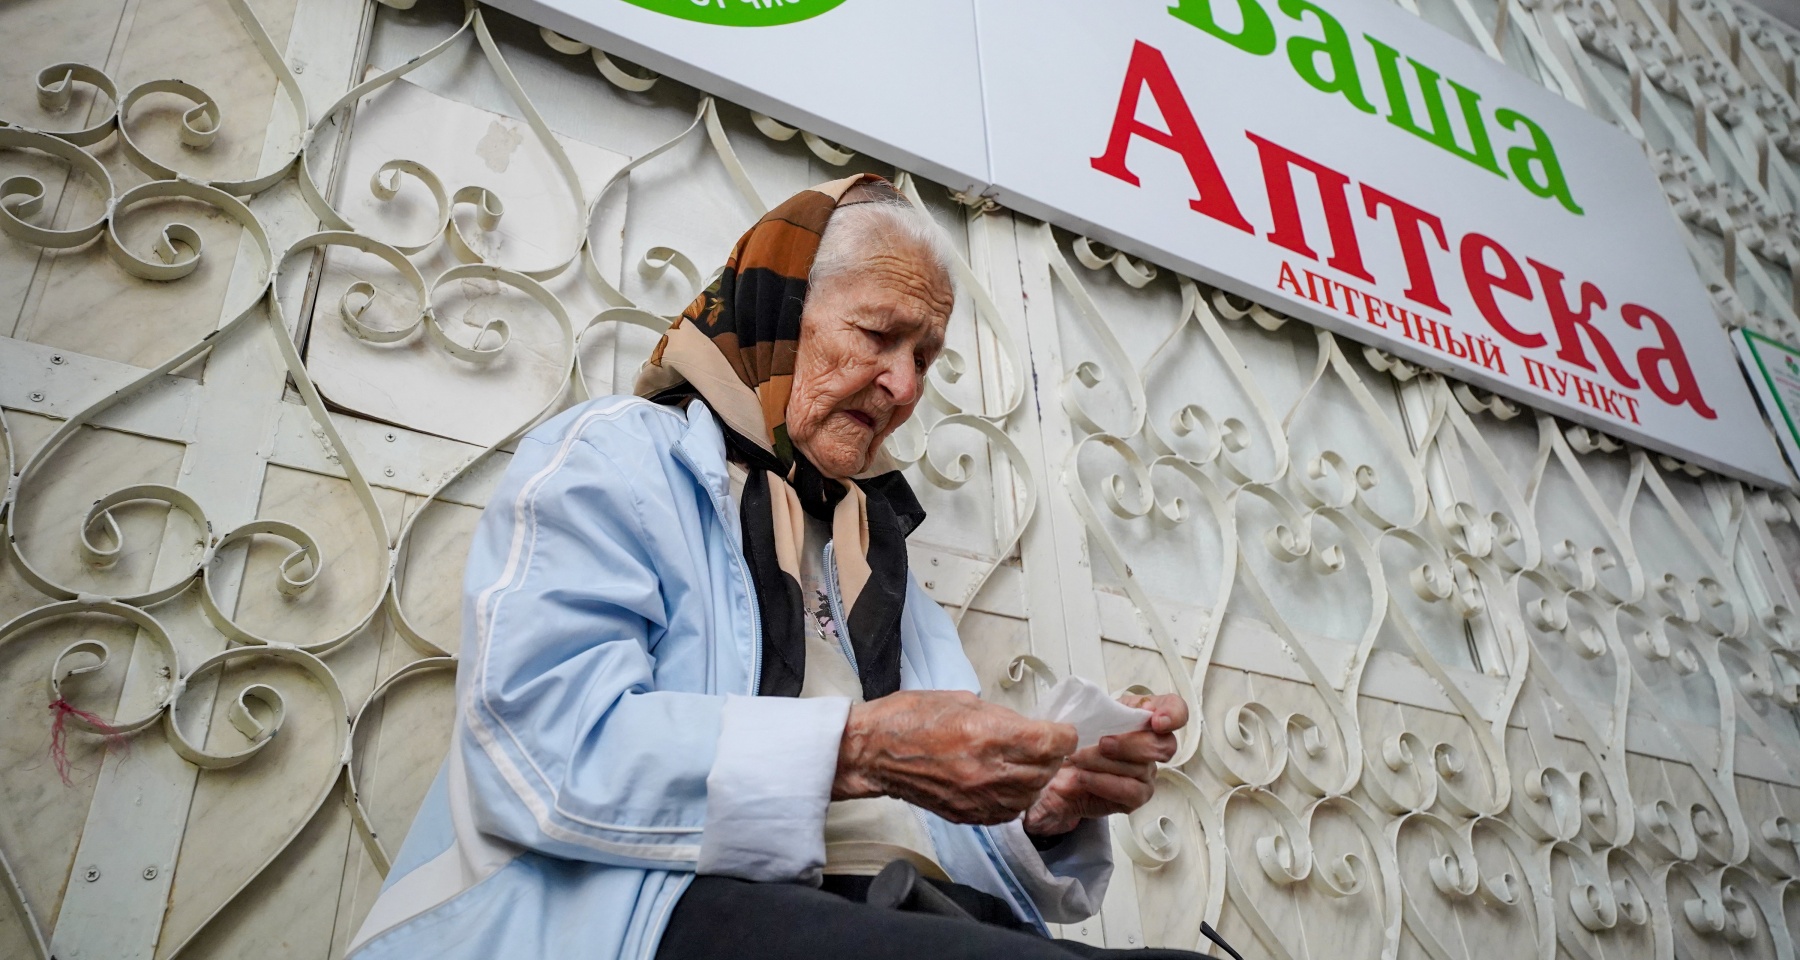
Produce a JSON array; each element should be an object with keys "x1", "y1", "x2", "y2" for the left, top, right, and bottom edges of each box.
[{"x1": 347, "y1": 396, "x2": 1113, "y2": 960}]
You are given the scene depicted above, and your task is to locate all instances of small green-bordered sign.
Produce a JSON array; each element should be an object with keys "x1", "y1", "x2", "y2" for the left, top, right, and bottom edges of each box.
[
  {"x1": 618, "y1": 0, "x2": 849, "y2": 26},
  {"x1": 1735, "y1": 328, "x2": 1800, "y2": 481}
]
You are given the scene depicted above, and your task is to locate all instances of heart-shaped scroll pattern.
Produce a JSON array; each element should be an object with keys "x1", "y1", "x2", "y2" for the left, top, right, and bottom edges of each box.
[
  {"x1": 1277, "y1": 329, "x2": 1428, "y2": 533},
  {"x1": 1219, "y1": 789, "x2": 1400, "y2": 959},
  {"x1": 1040, "y1": 225, "x2": 1147, "y2": 441},
  {"x1": 1548, "y1": 844, "x2": 1664, "y2": 960},
  {"x1": 888, "y1": 414, "x2": 1037, "y2": 623},
  {"x1": 345, "y1": 657, "x2": 457, "y2": 875},
  {"x1": 1224, "y1": 788, "x2": 1404, "y2": 958},
  {"x1": 0, "y1": 601, "x2": 353, "y2": 956},
  {"x1": 18, "y1": 0, "x2": 305, "y2": 197},
  {"x1": 1394, "y1": 814, "x2": 1553, "y2": 960},
  {"x1": 1663, "y1": 862, "x2": 1786, "y2": 958},
  {"x1": 1513, "y1": 576, "x2": 1634, "y2": 850},
  {"x1": 299, "y1": 6, "x2": 586, "y2": 282},
  {"x1": 1217, "y1": 488, "x2": 1382, "y2": 799},
  {"x1": 0, "y1": 0, "x2": 1041, "y2": 947},
  {"x1": 1525, "y1": 418, "x2": 1642, "y2": 606},
  {"x1": 1119, "y1": 769, "x2": 1229, "y2": 950},
  {"x1": 1370, "y1": 530, "x2": 1521, "y2": 820},
  {"x1": 1420, "y1": 381, "x2": 1541, "y2": 576},
  {"x1": 1063, "y1": 434, "x2": 1235, "y2": 766},
  {"x1": 1130, "y1": 281, "x2": 1289, "y2": 485}
]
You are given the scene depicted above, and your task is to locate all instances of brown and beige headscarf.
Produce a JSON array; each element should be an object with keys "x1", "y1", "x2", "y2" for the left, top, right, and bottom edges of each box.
[{"x1": 635, "y1": 173, "x2": 925, "y2": 701}]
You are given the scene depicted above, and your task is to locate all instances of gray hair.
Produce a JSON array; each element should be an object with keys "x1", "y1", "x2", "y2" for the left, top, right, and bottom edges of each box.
[{"x1": 807, "y1": 194, "x2": 957, "y2": 299}]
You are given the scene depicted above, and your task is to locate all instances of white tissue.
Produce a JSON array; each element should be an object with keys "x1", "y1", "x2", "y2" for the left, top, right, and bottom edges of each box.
[{"x1": 1032, "y1": 676, "x2": 1152, "y2": 749}]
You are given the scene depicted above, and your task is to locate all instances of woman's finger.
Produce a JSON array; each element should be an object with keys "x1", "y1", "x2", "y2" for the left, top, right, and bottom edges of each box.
[
  {"x1": 1070, "y1": 769, "x2": 1155, "y2": 812},
  {"x1": 1147, "y1": 693, "x2": 1189, "y2": 734},
  {"x1": 1069, "y1": 750, "x2": 1156, "y2": 783},
  {"x1": 1097, "y1": 730, "x2": 1178, "y2": 764},
  {"x1": 1118, "y1": 692, "x2": 1190, "y2": 735}
]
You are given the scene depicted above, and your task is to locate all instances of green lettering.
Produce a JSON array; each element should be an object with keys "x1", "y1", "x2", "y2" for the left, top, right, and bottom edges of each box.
[
  {"x1": 1280, "y1": 0, "x2": 1375, "y2": 113},
  {"x1": 1497, "y1": 109, "x2": 1584, "y2": 215},
  {"x1": 1367, "y1": 36, "x2": 1504, "y2": 177},
  {"x1": 1169, "y1": 0, "x2": 1277, "y2": 56}
]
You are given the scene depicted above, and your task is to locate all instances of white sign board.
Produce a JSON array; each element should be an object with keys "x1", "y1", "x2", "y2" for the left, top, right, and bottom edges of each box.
[
  {"x1": 486, "y1": 0, "x2": 990, "y2": 193},
  {"x1": 977, "y1": 0, "x2": 1786, "y2": 485},
  {"x1": 483, "y1": 0, "x2": 1790, "y2": 486},
  {"x1": 1736, "y1": 329, "x2": 1800, "y2": 480}
]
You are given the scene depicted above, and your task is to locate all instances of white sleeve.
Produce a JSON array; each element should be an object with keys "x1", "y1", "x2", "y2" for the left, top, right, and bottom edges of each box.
[
  {"x1": 696, "y1": 694, "x2": 852, "y2": 882},
  {"x1": 992, "y1": 817, "x2": 1115, "y2": 922}
]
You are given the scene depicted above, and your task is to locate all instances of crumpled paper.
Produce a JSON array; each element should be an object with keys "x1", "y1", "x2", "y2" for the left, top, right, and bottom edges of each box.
[{"x1": 1031, "y1": 676, "x2": 1152, "y2": 749}]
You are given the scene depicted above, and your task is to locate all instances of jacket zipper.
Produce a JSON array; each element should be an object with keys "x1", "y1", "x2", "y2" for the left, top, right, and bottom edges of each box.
[
  {"x1": 822, "y1": 539, "x2": 859, "y2": 675},
  {"x1": 978, "y1": 824, "x2": 1049, "y2": 933},
  {"x1": 671, "y1": 441, "x2": 762, "y2": 696},
  {"x1": 743, "y1": 548, "x2": 763, "y2": 695}
]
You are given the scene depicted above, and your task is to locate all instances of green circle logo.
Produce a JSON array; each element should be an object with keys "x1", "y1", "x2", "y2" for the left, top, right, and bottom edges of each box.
[{"x1": 619, "y1": 0, "x2": 849, "y2": 26}]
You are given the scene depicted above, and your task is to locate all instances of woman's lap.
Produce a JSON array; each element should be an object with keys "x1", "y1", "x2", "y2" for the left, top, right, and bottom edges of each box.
[{"x1": 653, "y1": 876, "x2": 1216, "y2": 960}]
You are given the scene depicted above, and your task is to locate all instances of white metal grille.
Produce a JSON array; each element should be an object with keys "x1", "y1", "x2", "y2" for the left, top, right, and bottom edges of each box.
[{"x1": 4, "y1": 0, "x2": 1800, "y2": 957}]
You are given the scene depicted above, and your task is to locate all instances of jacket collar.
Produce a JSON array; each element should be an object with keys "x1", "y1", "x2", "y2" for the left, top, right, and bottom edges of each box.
[{"x1": 671, "y1": 399, "x2": 733, "y2": 505}]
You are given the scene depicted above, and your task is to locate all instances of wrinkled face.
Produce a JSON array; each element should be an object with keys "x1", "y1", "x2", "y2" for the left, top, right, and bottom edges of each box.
[{"x1": 787, "y1": 244, "x2": 953, "y2": 478}]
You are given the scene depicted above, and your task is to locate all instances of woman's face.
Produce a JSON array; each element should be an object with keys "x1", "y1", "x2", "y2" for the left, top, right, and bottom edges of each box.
[{"x1": 788, "y1": 244, "x2": 953, "y2": 478}]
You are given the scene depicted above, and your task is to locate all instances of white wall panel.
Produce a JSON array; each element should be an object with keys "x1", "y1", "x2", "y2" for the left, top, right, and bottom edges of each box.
[{"x1": 4, "y1": 0, "x2": 1800, "y2": 958}]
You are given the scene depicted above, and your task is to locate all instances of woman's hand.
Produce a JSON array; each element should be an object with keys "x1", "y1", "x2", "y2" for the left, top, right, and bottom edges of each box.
[
  {"x1": 1021, "y1": 693, "x2": 1188, "y2": 839},
  {"x1": 834, "y1": 691, "x2": 1077, "y2": 825}
]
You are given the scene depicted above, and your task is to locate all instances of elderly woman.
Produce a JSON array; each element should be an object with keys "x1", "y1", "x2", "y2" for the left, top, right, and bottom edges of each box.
[{"x1": 348, "y1": 176, "x2": 1212, "y2": 960}]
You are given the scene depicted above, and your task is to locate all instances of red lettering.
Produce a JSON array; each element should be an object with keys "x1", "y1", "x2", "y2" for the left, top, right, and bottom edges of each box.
[
  {"x1": 1596, "y1": 386, "x2": 1625, "y2": 419},
  {"x1": 1305, "y1": 269, "x2": 1338, "y2": 309},
  {"x1": 1475, "y1": 336, "x2": 1506, "y2": 374},
  {"x1": 1460, "y1": 233, "x2": 1543, "y2": 348},
  {"x1": 1445, "y1": 332, "x2": 1471, "y2": 360},
  {"x1": 1622, "y1": 303, "x2": 1718, "y2": 419},
  {"x1": 1527, "y1": 259, "x2": 1641, "y2": 389},
  {"x1": 1413, "y1": 314, "x2": 1447, "y2": 351},
  {"x1": 1384, "y1": 301, "x2": 1409, "y2": 332},
  {"x1": 1573, "y1": 376, "x2": 1600, "y2": 409},
  {"x1": 1362, "y1": 185, "x2": 1452, "y2": 313},
  {"x1": 1277, "y1": 260, "x2": 1305, "y2": 298},
  {"x1": 1620, "y1": 393, "x2": 1641, "y2": 424},
  {"x1": 1091, "y1": 42, "x2": 1254, "y2": 232},
  {"x1": 1523, "y1": 356, "x2": 1548, "y2": 389},
  {"x1": 1360, "y1": 291, "x2": 1386, "y2": 327},
  {"x1": 1394, "y1": 305, "x2": 1417, "y2": 341},
  {"x1": 1247, "y1": 133, "x2": 1374, "y2": 282}
]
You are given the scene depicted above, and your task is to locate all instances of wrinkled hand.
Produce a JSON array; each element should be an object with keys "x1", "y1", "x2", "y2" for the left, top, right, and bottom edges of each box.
[
  {"x1": 834, "y1": 690, "x2": 1077, "y2": 825},
  {"x1": 1022, "y1": 693, "x2": 1188, "y2": 838}
]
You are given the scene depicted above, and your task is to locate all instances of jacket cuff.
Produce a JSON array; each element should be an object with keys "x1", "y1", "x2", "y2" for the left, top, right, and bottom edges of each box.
[
  {"x1": 697, "y1": 694, "x2": 851, "y2": 882},
  {"x1": 994, "y1": 817, "x2": 1114, "y2": 922}
]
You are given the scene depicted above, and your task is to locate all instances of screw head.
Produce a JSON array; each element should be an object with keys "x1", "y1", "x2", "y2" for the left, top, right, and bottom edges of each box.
[
  {"x1": 384, "y1": 467, "x2": 396, "y2": 478},
  {"x1": 29, "y1": 391, "x2": 44, "y2": 403},
  {"x1": 923, "y1": 580, "x2": 935, "y2": 590},
  {"x1": 50, "y1": 354, "x2": 64, "y2": 365},
  {"x1": 1128, "y1": 935, "x2": 1137, "y2": 945},
  {"x1": 142, "y1": 866, "x2": 158, "y2": 880},
  {"x1": 385, "y1": 432, "x2": 396, "y2": 442},
  {"x1": 83, "y1": 866, "x2": 99, "y2": 882}
]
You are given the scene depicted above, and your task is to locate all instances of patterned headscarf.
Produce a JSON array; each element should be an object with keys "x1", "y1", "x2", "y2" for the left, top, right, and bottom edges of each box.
[{"x1": 636, "y1": 173, "x2": 925, "y2": 701}]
